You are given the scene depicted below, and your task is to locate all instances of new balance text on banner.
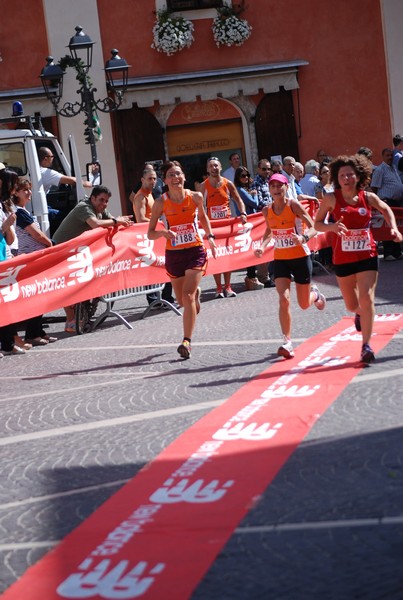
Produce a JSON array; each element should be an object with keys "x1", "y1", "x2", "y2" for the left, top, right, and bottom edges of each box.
[
  {"x1": 0, "y1": 214, "x2": 267, "y2": 327},
  {"x1": 3, "y1": 315, "x2": 402, "y2": 599}
]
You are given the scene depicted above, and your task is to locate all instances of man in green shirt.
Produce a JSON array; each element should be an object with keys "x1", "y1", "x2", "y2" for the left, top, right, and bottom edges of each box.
[
  {"x1": 53, "y1": 185, "x2": 132, "y2": 244},
  {"x1": 53, "y1": 185, "x2": 132, "y2": 332}
]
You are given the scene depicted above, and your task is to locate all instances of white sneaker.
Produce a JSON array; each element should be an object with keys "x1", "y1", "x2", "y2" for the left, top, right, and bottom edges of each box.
[
  {"x1": 311, "y1": 284, "x2": 326, "y2": 310},
  {"x1": 277, "y1": 336, "x2": 294, "y2": 359}
]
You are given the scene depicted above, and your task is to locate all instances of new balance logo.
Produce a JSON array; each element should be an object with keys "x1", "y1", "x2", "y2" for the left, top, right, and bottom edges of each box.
[
  {"x1": 67, "y1": 246, "x2": 94, "y2": 286},
  {"x1": 57, "y1": 558, "x2": 165, "y2": 599},
  {"x1": 0, "y1": 264, "x2": 24, "y2": 302},
  {"x1": 149, "y1": 478, "x2": 234, "y2": 504}
]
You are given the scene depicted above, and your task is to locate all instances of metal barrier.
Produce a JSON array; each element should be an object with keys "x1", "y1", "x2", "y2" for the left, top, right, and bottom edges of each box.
[{"x1": 90, "y1": 283, "x2": 181, "y2": 331}]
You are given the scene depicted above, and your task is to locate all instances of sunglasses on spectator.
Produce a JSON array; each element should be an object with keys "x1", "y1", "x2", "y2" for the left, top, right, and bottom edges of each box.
[
  {"x1": 240, "y1": 172, "x2": 250, "y2": 178},
  {"x1": 260, "y1": 167, "x2": 270, "y2": 171}
]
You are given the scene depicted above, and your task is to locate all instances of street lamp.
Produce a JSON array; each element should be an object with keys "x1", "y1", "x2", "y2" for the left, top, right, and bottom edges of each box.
[{"x1": 40, "y1": 26, "x2": 130, "y2": 163}]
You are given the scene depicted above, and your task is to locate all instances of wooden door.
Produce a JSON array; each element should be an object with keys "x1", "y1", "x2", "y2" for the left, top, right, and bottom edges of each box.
[{"x1": 255, "y1": 89, "x2": 299, "y2": 162}]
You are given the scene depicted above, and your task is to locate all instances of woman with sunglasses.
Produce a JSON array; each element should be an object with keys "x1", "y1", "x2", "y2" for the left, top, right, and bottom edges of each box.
[
  {"x1": 234, "y1": 166, "x2": 263, "y2": 291},
  {"x1": 314, "y1": 162, "x2": 334, "y2": 269}
]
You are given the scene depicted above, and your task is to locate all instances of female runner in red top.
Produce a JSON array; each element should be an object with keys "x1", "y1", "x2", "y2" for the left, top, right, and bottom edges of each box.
[
  {"x1": 148, "y1": 161, "x2": 217, "y2": 359},
  {"x1": 315, "y1": 154, "x2": 402, "y2": 363}
]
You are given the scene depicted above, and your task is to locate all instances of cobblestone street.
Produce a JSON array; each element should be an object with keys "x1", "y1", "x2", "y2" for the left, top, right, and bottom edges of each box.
[{"x1": 1, "y1": 262, "x2": 403, "y2": 599}]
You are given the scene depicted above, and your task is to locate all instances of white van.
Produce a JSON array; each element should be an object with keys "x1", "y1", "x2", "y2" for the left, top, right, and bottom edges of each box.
[{"x1": 0, "y1": 113, "x2": 85, "y2": 237}]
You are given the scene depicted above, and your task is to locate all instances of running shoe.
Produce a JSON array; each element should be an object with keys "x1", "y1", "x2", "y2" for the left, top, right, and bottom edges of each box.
[
  {"x1": 354, "y1": 313, "x2": 361, "y2": 332},
  {"x1": 224, "y1": 287, "x2": 237, "y2": 297},
  {"x1": 277, "y1": 336, "x2": 294, "y2": 359},
  {"x1": 214, "y1": 288, "x2": 224, "y2": 299},
  {"x1": 311, "y1": 284, "x2": 326, "y2": 310},
  {"x1": 195, "y1": 286, "x2": 201, "y2": 314},
  {"x1": 177, "y1": 340, "x2": 191, "y2": 359},
  {"x1": 360, "y1": 343, "x2": 375, "y2": 364}
]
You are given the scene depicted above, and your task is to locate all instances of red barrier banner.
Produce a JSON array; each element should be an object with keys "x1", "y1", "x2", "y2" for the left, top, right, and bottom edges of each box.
[
  {"x1": 3, "y1": 314, "x2": 401, "y2": 600},
  {"x1": 0, "y1": 214, "x2": 269, "y2": 327},
  {"x1": 1, "y1": 209, "x2": 402, "y2": 327}
]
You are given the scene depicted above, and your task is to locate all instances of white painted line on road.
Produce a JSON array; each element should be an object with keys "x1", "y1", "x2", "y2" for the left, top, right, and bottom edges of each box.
[
  {"x1": 23, "y1": 338, "x2": 304, "y2": 352},
  {"x1": 0, "y1": 375, "x2": 160, "y2": 403},
  {"x1": 236, "y1": 515, "x2": 403, "y2": 533},
  {"x1": 351, "y1": 367, "x2": 403, "y2": 383},
  {"x1": 0, "y1": 479, "x2": 131, "y2": 511},
  {"x1": 0, "y1": 541, "x2": 58, "y2": 551},
  {"x1": 0, "y1": 399, "x2": 225, "y2": 446},
  {"x1": 0, "y1": 372, "x2": 157, "y2": 381}
]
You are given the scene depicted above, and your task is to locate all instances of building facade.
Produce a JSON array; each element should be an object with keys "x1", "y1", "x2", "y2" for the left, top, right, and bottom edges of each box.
[{"x1": 0, "y1": 0, "x2": 402, "y2": 214}]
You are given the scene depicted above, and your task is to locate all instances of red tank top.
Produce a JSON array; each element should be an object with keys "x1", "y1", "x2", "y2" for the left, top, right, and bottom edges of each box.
[
  {"x1": 162, "y1": 191, "x2": 203, "y2": 251},
  {"x1": 331, "y1": 190, "x2": 377, "y2": 264},
  {"x1": 204, "y1": 178, "x2": 231, "y2": 220}
]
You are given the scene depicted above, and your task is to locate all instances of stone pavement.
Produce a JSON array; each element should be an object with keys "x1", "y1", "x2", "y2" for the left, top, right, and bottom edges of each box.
[{"x1": 1, "y1": 259, "x2": 403, "y2": 599}]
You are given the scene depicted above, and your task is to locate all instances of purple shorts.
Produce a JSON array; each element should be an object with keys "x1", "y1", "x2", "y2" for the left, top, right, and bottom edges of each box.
[{"x1": 165, "y1": 246, "x2": 207, "y2": 279}]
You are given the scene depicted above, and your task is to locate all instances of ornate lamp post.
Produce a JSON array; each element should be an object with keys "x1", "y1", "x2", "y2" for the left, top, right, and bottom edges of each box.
[{"x1": 40, "y1": 26, "x2": 130, "y2": 163}]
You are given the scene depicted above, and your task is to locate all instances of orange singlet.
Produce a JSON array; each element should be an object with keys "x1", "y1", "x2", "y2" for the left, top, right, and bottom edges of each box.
[
  {"x1": 162, "y1": 191, "x2": 204, "y2": 252},
  {"x1": 266, "y1": 200, "x2": 310, "y2": 260},
  {"x1": 203, "y1": 178, "x2": 231, "y2": 221}
]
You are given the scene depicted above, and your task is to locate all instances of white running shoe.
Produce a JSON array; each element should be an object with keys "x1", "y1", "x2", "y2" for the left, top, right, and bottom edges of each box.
[
  {"x1": 277, "y1": 336, "x2": 294, "y2": 359},
  {"x1": 311, "y1": 284, "x2": 326, "y2": 310}
]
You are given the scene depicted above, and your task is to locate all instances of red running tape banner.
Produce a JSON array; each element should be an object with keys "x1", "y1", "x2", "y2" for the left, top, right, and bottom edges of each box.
[{"x1": 3, "y1": 314, "x2": 402, "y2": 599}]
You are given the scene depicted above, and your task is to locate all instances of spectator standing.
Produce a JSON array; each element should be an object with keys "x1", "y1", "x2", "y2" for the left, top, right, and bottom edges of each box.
[
  {"x1": 199, "y1": 157, "x2": 247, "y2": 298},
  {"x1": 392, "y1": 134, "x2": 403, "y2": 183},
  {"x1": 234, "y1": 166, "x2": 263, "y2": 291},
  {"x1": 38, "y1": 147, "x2": 92, "y2": 194},
  {"x1": 370, "y1": 147, "x2": 403, "y2": 260},
  {"x1": 12, "y1": 179, "x2": 57, "y2": 346},
  {"x1": 38, "y1": 146, "x2": 92, "y2": 235},
  {"x1": 222, "y1": 152, "x2": 241, "y2": 182},
  {"x1": 253, "y1": 159, "x2": 272, "y2": 209},
  {"x1": 300, "y1": 160, "x2": 320, "y2": 196},
  {"x1": 315, "y1": 154, "x2": 402, "y2": 363},
  {"x1": 314, "y1": 163, "x2": 334, "y2": 268},
  {"x1": 255, "y1": 173, "x2": 326, "y2": 360},
  {"x1": 271, "y1": 160, "x2": 283, "y2": 174},
  {"x1": 131, "y1": 168, "x2": 175, "y2": 307},
  {"x1": 294, "y1": 162, "x2": 304, "y2": 195},
  {"x1": 129, "y1": 162, "x2": 163, "y2": 207},
  {"x1": 253, "y1": 158, "x2": 274, "y2": 287},
  {"x1": 223, "y1": 152, "x2": 242, "y2": 216},
  {"x1": 0, "y1": 169, "x2": 25, "y2": 356}
]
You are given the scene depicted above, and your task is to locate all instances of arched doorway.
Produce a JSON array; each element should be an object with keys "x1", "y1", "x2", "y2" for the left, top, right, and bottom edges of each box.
[{"x1": 166, "y1": 99, "x2": 245, "y2": 189}]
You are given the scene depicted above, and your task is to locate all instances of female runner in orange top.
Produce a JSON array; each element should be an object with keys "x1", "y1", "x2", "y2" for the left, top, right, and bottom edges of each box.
[
  {"x1": 255, "y1": 173, "x2": 326, "y2": 359},
  {"x1": 148, "y1": 161, "x2": 217, "y2": 359}
]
